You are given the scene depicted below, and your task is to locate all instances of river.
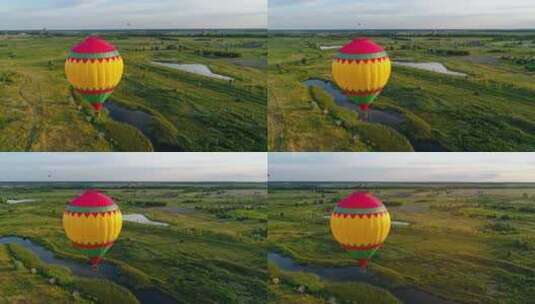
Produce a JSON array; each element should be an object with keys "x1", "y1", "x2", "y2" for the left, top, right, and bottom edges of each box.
[
  {"x1": 268, "y1": 252, "x2": 459, "y2": 304},
  {"x1": 303, "y1": 79, "x2": 449, "y2": 152},
  {"x1": 105, "y1": 102, "x2": 182, "y2": 152},
  {"x1": 304, "y1": 79, "x2": 406, "y2": 126},
  {"x1": 0, "y1": 236, "x2": 177, "y2": 304}
]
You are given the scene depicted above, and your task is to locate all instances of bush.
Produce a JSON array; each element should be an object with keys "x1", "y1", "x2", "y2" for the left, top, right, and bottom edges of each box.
[
  {"x1": 518, "y1": 206, "x2": 535, "y2": 213},
  {"x1": 309, "y1": 86, "x2": 336, "y2": 110},
  {"x1": 13, "y1": 259, "x2": 25, "y2": 271},
  {"x1": 383, "y1": 200, "x2": 404, "y2": 207},
  {"x1": 127, "y1": 201, "x2": 167, "y2": 208},
  {"x1": 102, "y1": 120, "x2": 153, "y2": 152},
  {"x1": 485, "y1": 221, "x2": 516, "y2": 233},
  {"x1": 0, "y1": 71, "x2": 19, "y2": 84},
  {"x1": 513, "y1": 238, "x2": 534, "y2": 250},
  {"x1": 348, "y1": 123, "x2": 413, "y2": 152},
  {"x1": 8, "y1": 244, "x2": 73, "y2": 285},
  {"x1": 116, "y1": 263, "x2": 152, "y2": 289},
  {"x1": 72, "y1": 278, "x2": 139, "y2": 304},
  {"x1": 7, "y1": 244, "x2": 43, "y2": 269},
  {"x1": 427, "y1": 48, "x2": 470, "y2": 56},
  {"x1": 397, "y1": 109, "x2": 433, "y2": 141},
  {"x1": 194, "y1": 49, "x2": 241, "y2": 58}
]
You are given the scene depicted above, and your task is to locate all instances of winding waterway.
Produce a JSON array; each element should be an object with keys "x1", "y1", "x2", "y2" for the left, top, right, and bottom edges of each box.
[
  {"x1": 105, "y1": 102, "x2": 182, "y2": 152},
  {"x1": 304, "y1": 79, "x2": 405, "y2": 126},
  {"x1": 303, "y1": 79, "x2": 449, "y2": 152},
  {"x1": 268, "y1": 252, "x2": 459, "y2": 304},
  {"x1": 0, "y1": 236, "x2": 177, "y2": 304}
]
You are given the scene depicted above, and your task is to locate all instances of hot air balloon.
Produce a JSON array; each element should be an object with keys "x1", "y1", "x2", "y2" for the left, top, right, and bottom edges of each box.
[
  {"x1": 65, "y1": 36, "x2": 124, "y2": 113},
  {"x1": 332, "y1": 38, "x2": 391, "y2": 119},
  {"x1": 330, "y1": 192, "x2": 391, "y2": 269},
  {"x1": 63, "y1": 190, "x2": 122, "y2": 268}
]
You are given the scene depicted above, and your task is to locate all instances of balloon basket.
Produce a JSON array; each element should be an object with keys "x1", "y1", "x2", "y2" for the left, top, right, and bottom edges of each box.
[
  {"x1": 358, "y1": 104, "x2": 370, "y2": 122},
  {"x1": 89, "y1": 257, "x2": 102, "y2": 271},
  {"x1": 91, "y1": 103, "x2": 104, "y2": 117}
]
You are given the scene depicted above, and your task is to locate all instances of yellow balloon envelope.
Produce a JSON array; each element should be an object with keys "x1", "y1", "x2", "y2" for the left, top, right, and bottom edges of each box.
[
  {"x1": 330, "y1": 192, "x2": 391, "y2": 268},
  {"x1": 332, "y1": 38, "x2": 391, "y2": 111},
  {"x1": 65, "y1": 36, "x2": 123, "y2": 112},
  {"x1": 63, "y1": 190, "x2": 122, "y2": 266}
]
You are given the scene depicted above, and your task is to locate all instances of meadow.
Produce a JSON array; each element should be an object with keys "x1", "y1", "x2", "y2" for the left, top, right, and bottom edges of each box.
[
  {"x1": 0, "y1": 183, "x2": 267, "y2": 303},
  {"x1": 0, "y1": 30, "x2": 267, "y2": 151},
  {"x1": 267, "y1": 183, "x2": 535, "y2": 303},
  {"x1": 268, "y1": 30, "x2": 535, "y2": 152}
]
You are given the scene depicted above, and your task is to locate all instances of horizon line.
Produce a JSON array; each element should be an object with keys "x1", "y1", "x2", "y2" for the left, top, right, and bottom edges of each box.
[
  {"x1": 0, "y1": 181, "x2": 267, "y2": 183},
  {"x1": 268, "y1": 28, "x2": 535, "y2": 31},
  {"x1": 0, "y1": 27, "x2": 267, "y2": 31},
  {"x1": 268, "y1": 181, "x2": 535, "y2": 183}
]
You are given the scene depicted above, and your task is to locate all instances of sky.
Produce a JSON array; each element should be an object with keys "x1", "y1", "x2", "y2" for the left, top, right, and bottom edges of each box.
[
  {"x1": 269, "y1": 0, "x2": 535, "y2": 29},
  {"x1": 0, "y1": 0, "x2": 267, "y2": 30},
  {"x1": 0, "y1": 153, "x2": 267, "y2": 182},
  {"x1": 269, "y1": 153, "x2": 535, "y2": 182}
]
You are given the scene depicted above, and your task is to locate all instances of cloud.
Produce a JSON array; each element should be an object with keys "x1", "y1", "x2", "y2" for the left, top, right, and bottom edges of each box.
[
  {"x1": 0, "y1": 0, "x2": 267, "y2": 29},
  {"x1": 269, "y1": 0, "x2": 535, "y2": 29},
  {"x1": 0, "y1": 153, "x2": 267, "y2": 182},
  {"x1": 269, "y1": 153, "x2": 535, "y2": 182}
]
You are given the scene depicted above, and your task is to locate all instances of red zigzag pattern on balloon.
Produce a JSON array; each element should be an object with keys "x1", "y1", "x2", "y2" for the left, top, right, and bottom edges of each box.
[
  {"x1": 344, "y1": 87, "x2": 385, "y2": 96},
  {"x1": 64, "y1": 210, "x2": 119, "y2": 218},
  {"x1": 331, "y1": 211, "x2": 388, "y2": 219},
  {"x1": 67, "y1": 56, "x2": 121, "y2": 63},
  {"x1": 334, "y1": 56, "x2": 389, "y2": 64}
]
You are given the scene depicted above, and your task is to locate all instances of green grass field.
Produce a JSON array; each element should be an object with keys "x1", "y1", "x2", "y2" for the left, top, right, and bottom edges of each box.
[
  {"x1": 267, "y1": 183, "x2": 535, "y2": 303},
  {"x1": 0, "y1": 30, "x2": 267, "y2": 151},
  {"x1": 268, "y1": 31, "x2": 535, "y2": 152},
  {"x1": 0, "y1": 183, "x2": 267, "y2": 303}
]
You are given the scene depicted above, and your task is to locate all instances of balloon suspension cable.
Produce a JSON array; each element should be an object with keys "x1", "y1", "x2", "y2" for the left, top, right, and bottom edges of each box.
[
  {"x1": 359, "y1": 104, "x2": 370, "y2": 122},
  {"x1": 92, "y1": 103, "x2": 104, "y2": 117},
  {"x1": 89, "y1": 257, "x2": 102, "y2": 272},
  {"x1": 358, "y1": 259, "x2": 369, "y2": 271}
]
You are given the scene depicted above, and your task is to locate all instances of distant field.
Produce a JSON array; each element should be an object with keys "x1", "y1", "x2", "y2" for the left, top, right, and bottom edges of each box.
[
  {"x1": 0, "y1": 31, "x2": 267, "y2": 151},
  {"x1": 0, "y1": 185, "x2": 267, "y2": 303},
  {"x1": 267, "y1": 185, "x2": 535, "y2": 304},
  {"x1": 268, "y1": 31, "x2": 535, "y2": 151}
]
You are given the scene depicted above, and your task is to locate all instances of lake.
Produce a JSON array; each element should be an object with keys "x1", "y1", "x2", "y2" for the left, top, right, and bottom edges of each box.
[
  {"x1": 393, "y1": 62, "x2": 467, "y2": 77},
  {"x1": 151, "y1": 62, "x2": 233, "y2": 81}
]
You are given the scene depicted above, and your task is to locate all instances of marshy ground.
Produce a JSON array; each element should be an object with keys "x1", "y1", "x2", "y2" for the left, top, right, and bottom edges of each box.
[
  {"x1": 0, "y1": 30, "x2": 267, "y2": 152},
  {"x1": 268, "y1": 31, "x2": 535, "y2": 152},
  {"x1": 0, "y1": 183, "x2": 267, "y2": 303},
  {"x1": 267, "y1": 183, "x2": 535, "y2": 303}
]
